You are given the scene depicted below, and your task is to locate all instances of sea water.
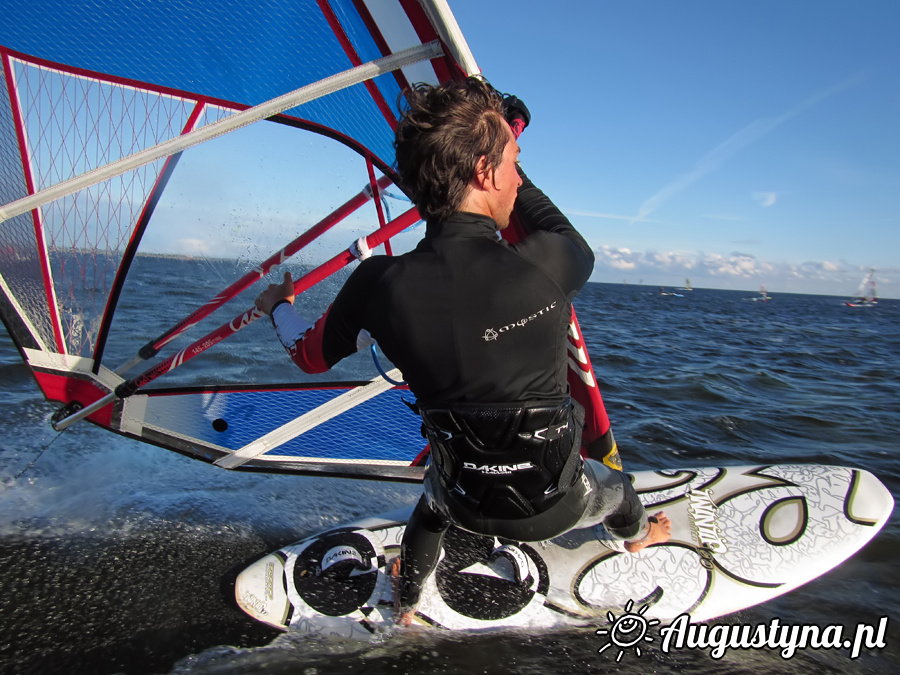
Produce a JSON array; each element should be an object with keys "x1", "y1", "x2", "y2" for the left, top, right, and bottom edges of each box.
[{"x1": 1, "y1": 278, "x2": 898, "y2": 674}]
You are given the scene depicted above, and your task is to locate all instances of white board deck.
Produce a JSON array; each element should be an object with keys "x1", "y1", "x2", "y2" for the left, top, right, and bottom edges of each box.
[{"x1": 235, "y1": 464, "x2": 893, "y2": 637}]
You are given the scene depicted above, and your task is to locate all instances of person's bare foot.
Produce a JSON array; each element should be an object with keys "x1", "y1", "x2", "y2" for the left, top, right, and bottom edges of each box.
[
  {"x1": 390, "y1": 557, "x2": 419, "y2": 627},
  {"x1": 624, "y1": 512, "x2": 671, "y2": 553}
]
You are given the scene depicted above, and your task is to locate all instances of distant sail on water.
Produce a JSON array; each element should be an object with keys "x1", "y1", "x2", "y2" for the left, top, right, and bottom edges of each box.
[
  {"x1": 0, "y1": 0, "x2": 617, "y2": 480},
  {"x1": 845, "y1": 269, "x2": 877, "y2": 307},
  {"x1": 745, "y1": 285, "x2": 770, "y2": 302}
]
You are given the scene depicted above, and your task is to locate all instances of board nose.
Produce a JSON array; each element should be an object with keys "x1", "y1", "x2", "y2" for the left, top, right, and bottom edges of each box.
[
  {"x1": 235, "y1": 553, "x2": 291, "y2": 630},
  {"x1": 847, "y1": 469, "x2": 895, "y2": 526}
]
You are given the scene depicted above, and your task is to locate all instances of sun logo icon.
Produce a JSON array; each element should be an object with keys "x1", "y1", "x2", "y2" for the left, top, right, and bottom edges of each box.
[{"x1": 595, "y1": 599, "x2": 659, "y2": 661}]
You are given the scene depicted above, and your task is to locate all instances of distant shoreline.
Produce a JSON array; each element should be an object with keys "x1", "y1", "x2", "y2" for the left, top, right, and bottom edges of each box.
[{"x1": 586, "y1": 280, "x2": 899, "y2": 301}]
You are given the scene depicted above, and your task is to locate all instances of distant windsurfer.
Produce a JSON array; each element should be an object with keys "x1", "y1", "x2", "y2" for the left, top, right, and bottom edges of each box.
[{"x1": 255, "y1": 77, "x2": 670, "y2": 626}]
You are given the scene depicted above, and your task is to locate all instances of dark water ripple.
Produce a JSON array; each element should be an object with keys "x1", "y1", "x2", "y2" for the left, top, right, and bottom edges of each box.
[{"x1": 1, "y1": 277, "x2": 899, "y2": 674}]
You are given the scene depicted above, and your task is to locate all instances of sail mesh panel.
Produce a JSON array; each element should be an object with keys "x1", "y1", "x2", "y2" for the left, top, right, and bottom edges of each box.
[
  {"x1": 0, "y1": 53, "x2": 56, "y2": 352},
  {"x1": 2, "y1": 56, "x2": 241, "y2": 357},
  {"x1": 0, "y1": 1, "x2": 430, "y2": 474}
]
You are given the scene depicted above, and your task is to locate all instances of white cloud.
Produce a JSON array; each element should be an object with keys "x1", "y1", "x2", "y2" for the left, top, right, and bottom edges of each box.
[
  {"x1": 650, "y1": 250, "x2": 696, "y2": 269},
  {"x1": 598, "y1": 244, "x2": 639, "y2": 270},
  {"x1": 753, "y1": 191, "x2": 777, "y2": 207},
  {"x1": 590, "y1": 245, "x2": 898, "y2": 297},
  {"x1": 173, "y1": 238, "x2": 212, "y2": 255}
]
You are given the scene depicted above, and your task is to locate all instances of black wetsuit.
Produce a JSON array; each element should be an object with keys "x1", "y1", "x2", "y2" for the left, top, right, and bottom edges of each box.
[
  {"x1": 272, "y1": 169, "x2": 647, "y2": 610},
  {"x1": 315, "y1": 172, "x2": 592, "y2": 405}
]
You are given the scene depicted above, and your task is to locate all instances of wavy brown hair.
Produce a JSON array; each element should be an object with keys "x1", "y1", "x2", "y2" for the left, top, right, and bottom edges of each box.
[{"x1": 394, "y1": 77, "x2": 508, "y2": 223}]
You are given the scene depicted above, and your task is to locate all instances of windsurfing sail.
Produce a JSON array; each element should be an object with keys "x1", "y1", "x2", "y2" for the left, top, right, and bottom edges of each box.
[
  {"x1": 0, "y1": 0, "x2": 617, "y2": 480},
  {"x1": 845, "y1": 269, "x2": 877, "y2": 307}
]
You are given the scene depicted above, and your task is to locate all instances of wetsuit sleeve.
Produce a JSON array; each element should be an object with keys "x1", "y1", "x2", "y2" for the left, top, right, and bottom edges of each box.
[
  {"x1": 315, "y1": 257, "x2": 378, "y2": 367},
  {"x1": 269, "y1": 258, "x2": 388, "y2": 373},
  {"x1": 513, "y1": 167, "x2": 594, "y2": 293},
  {"x1": 270, "y1": 302, "x2": 331, "y2": 373}
]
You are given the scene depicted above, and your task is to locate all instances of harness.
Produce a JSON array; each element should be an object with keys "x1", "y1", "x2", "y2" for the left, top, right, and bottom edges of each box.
[{"x1": 419, "y1": 398, "x2": 585, "y2": 520}]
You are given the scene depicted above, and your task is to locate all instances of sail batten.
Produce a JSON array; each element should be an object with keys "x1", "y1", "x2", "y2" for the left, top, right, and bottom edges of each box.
[{"x1": 0, "y1": 41, "x2": 443, "y2": 225}]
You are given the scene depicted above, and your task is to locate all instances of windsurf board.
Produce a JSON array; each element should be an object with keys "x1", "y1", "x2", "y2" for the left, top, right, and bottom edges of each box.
[{"x1": 234, "y1": 463, "x2": 893, "y2": 637}]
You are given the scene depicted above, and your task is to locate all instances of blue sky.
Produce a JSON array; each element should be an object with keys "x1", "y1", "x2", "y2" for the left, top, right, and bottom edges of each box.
[
  {"x1": 447, "y1": 0, "x2": 900, "y2": 298},
  {"x1": 145, "y1": 0, "x2": 899, "y2": 299}
]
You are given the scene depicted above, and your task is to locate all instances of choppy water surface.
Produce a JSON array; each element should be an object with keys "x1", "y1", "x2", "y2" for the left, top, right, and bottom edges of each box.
[{"x1": 1, "y1": 280, "x2": 898, "y2": 674}]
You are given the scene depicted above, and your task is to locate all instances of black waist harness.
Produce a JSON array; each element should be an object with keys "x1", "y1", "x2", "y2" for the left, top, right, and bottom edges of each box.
[{"x1": 419, "y1": 398, "x2": 585, "y2": 520}]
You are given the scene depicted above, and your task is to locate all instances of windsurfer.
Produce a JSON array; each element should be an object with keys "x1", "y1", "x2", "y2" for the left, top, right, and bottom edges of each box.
[{"x1": 255, "y1": 77, "x2": 670, "y2": 626}]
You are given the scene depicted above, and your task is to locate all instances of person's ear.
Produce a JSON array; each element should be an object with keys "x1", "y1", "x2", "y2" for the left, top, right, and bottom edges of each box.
[{"x1": 471, "y1": 155, "x2": 492, "y2": 191}]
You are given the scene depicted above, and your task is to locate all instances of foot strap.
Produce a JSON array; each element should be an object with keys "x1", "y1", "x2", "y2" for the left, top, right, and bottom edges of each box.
[
  {"x1": 319, "y1": 545, "x2": 371, "y2": 577},
  {"x1": 488, "y1": 544, "x2": 533, "y2": 585}
]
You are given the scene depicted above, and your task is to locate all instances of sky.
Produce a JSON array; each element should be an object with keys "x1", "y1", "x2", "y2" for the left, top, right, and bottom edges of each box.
[
  {"x1": 141, "y1": 1, "x2": 900, "y2": 299},
  {"x1": 444, "y1": 0, "x2": 900, "y2": 298}
]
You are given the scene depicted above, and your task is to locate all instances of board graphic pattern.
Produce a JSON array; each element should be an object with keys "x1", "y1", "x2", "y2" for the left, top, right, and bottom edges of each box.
[{"x1": 235, "y1": 464, "x2": 893, "y2": 636}]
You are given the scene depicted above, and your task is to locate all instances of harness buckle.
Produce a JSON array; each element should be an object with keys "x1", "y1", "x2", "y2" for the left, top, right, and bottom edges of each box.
[{"x1": 525, "y1": 420, "x2": 569, "y2": 441}]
